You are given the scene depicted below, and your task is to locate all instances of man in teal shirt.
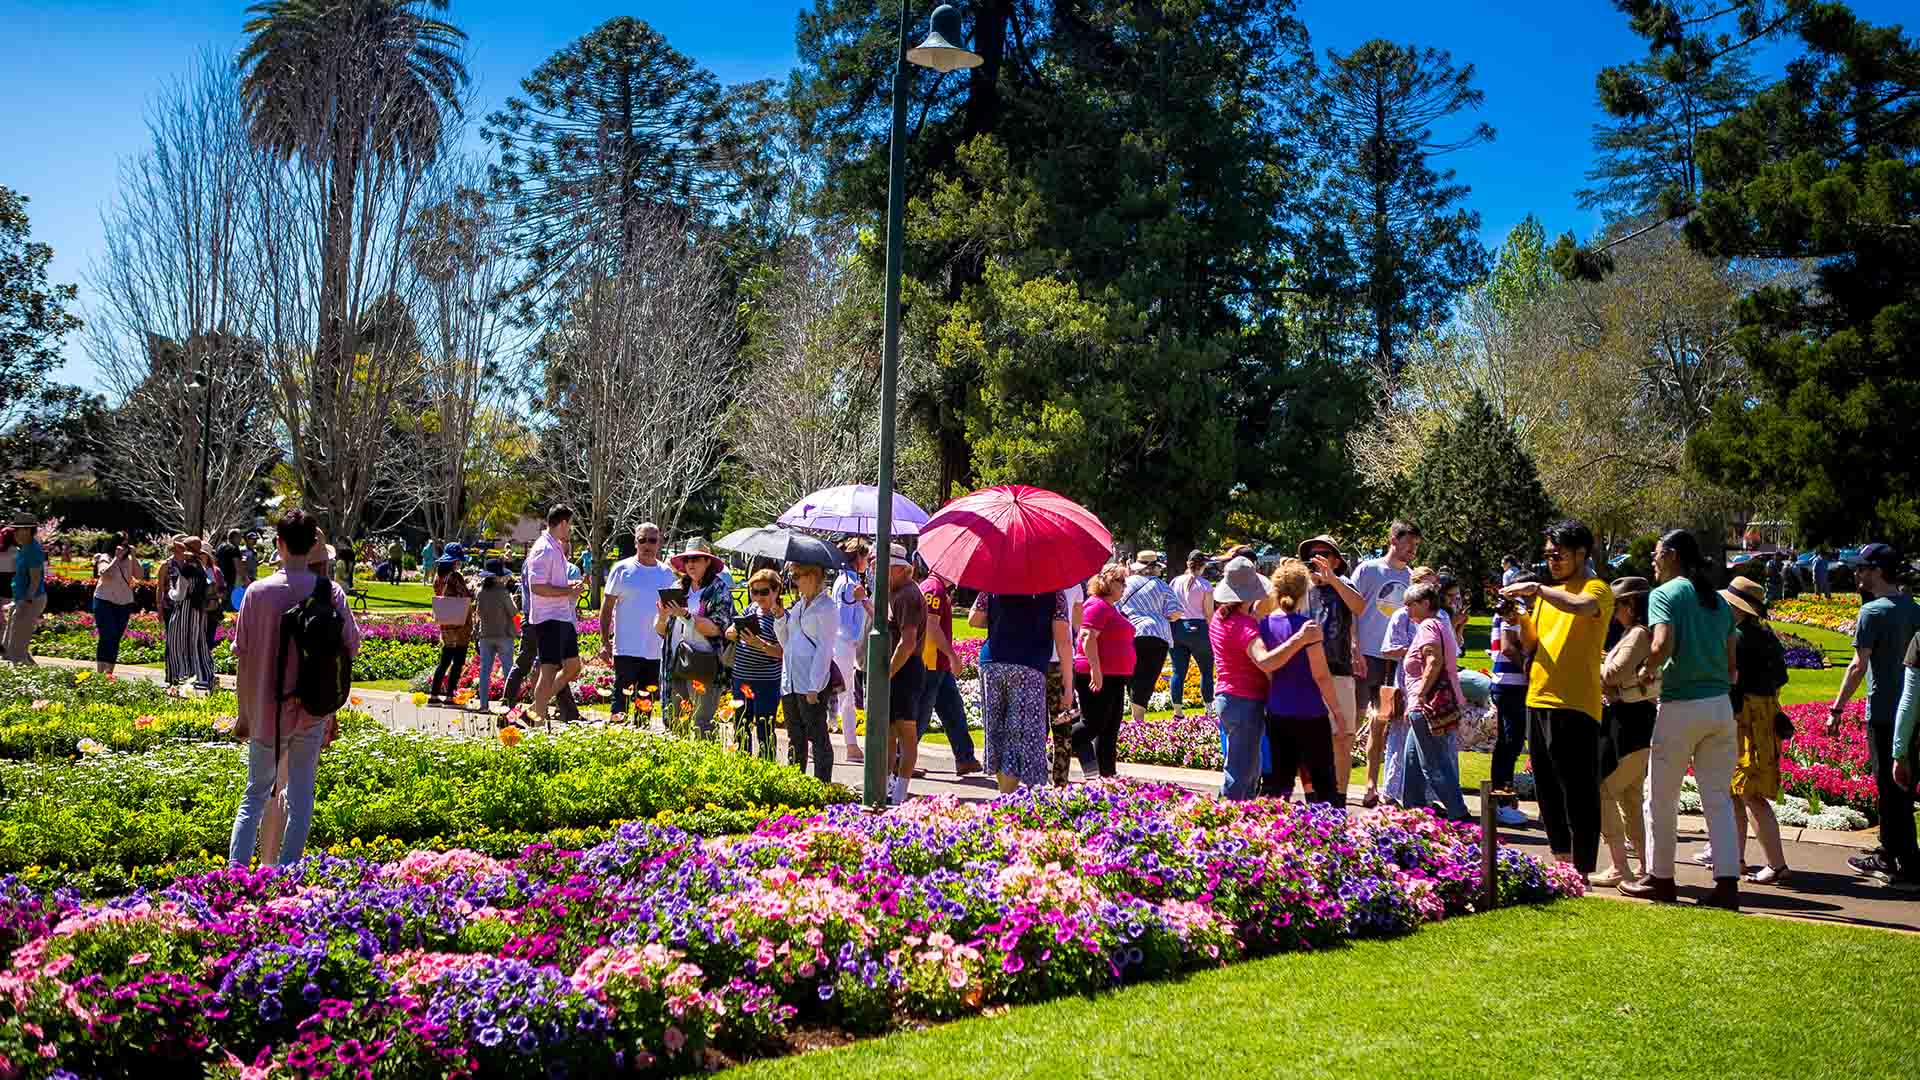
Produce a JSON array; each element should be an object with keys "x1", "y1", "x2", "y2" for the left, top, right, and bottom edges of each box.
[
  {"x1": 1831, "y1": 543, "x2": 1920, "y2": 889},
  {"x1": 4, "y1": 515, "x2": 47, "y2": 663}
]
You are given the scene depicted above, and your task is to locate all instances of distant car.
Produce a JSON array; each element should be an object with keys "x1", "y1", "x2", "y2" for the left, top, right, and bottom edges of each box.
[{"x1": 1727, "y1": 552, "x2": 1762, "y2": 570}]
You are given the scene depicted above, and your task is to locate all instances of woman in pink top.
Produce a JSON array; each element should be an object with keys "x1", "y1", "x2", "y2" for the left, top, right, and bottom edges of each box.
[
  {"x1": 1400, "y1": 582, "x2": 1471, "y2": 820},
  {"x1": 1072, "y1": 564, "x2": 1137, "y2": 778},
  {"x1": 1209, "y1": 557, "x2": 1326, "y2": 800}
]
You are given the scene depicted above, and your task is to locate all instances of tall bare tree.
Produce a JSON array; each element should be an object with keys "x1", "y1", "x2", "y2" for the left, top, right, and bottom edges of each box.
[
  {"x1": 536, "y1": 204, "x2": 739, "y2": 592},
  {"x1": 406, "y1": 163, "x2": 521, "y2": 540},
  {"x1": 86, "y1": 53, "x2": 279, "y2": 536},
  {"x1": 237, "y1": 0, "x2": 466, "y2": 548}
]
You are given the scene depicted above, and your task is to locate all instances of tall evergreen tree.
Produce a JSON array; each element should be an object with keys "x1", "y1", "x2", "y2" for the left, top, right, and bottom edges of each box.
[
  {"x1": 1584, "y1": 2, "x2": 1920, "y2": 548},
  {"x1": 483, "y1": 17, "x2": 756, "y2": 321},
  {"x1": 1402, "y1": 390, "x2": 1556, "y2": 606},
  {"x1": 1321, "y1": 40, "x2": 1495, "y2": 373},
  {"x1": 1579, "y1": 44, "x2": 1762, "y2": 223},
  {"x1": 0, "y1": 185, "x2": 81, "y2": 424}
]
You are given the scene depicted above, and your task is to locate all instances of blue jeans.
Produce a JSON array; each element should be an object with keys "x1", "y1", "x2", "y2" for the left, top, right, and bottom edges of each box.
[
  {"x1": 916, "y1": 669, "x2": 978, "y2": 765},
  {"x1": 1170, "y1": 620, "x2": 1213, "y2": 710},
  {"x1": 1400, "y1": 709, "x2": 1471, "y2": 820},
  {"x1": 1490, "y1": 684, "x2": 1528, "y2": 804},
  {"x1": 228, "y1": 724, "x2": 327, "y2": 866},
  {"x1": 1218, "y1": 708, "x2": 1274, "y2": 777},
  {"x1": 1218, "y1": 694, "x2": 1268, "y2": 800},
  {"x1": 91, "y1": 596, "x2": 135, "y2": 666},
  {"x1": 734, "y1": 675, "x2": 783, "y2": 759},
  {"x1": 476, "y1": 636, "x2": 514, "y2": 709}
]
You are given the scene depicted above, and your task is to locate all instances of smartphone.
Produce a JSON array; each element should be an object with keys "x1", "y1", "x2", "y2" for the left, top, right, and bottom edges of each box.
[
  {"x1": 734, "y1": 614, "x2": 763, "y2": 636},
  {"x1": 658, "y1": 587, "x2": 688, "y2": 608}
]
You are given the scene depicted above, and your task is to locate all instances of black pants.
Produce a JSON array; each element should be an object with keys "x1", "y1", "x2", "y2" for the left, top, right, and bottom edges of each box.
[
  {"x1": 1530, "y1": 707, "x2": 1602, "y2": 873},
  {"x1": 609, "y1": 655, "x2": 662, "y2": 717},
  {"x1": 1266, "y1": 712, "x2": 1338, "y2": 804},
  {"x1": 1071, "y1": 672, "x2": 1127, "y2": 778},
  {"x1": 1128, "y1": 636, "x2": 1170, "y2": 708},
  {"x1": 1491, "y1": 685, "x2": 1529, "y2": 806},
  {"x1": 784, "y1": 692, "x2": 834, "y2": 782},
  {"x1": 430, "y1": 644, "x2": 468, "y2": 699},
  {"x1": 502, "y1": 621, "x2": 577, "y2": 720},
  {"x1": 1869, "y1": 723, "x2": 1919, "y2": 876}
]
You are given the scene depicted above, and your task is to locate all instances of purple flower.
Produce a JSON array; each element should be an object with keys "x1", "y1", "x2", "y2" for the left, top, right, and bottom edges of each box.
[{"x1": 478, "y1": 1026, "x2": 505, "y2": 1048}]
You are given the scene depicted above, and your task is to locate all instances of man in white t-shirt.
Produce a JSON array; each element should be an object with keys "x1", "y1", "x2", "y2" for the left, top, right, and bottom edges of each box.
[
  {"x1": 598, "y1": 521, "x2": 675, "y2": 722},
  {"x1": 524, "y1": 506, "x2": 586, "y2": 726}
]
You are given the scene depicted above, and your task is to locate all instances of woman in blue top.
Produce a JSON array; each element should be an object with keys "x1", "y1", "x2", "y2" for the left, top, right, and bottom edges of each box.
[
  {"x1": 1259, "y1": 559, "x2": 1349, "y2": 804},
  {"x1": 1622, "y1": 529, "x2": 1740, "y2": 909},
  {"x1": 970, "y1": 589, "x2": 1074, "y2": 793},
  {"x1": 726, "y1": 568, "x2": 786, "y2": 761}
]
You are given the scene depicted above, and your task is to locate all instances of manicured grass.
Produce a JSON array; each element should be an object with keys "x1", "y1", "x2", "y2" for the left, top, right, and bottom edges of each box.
[
  {"x1": 352, "y1": 581, "x2": 436, "y2": 610},
  {"x1": 727, "y1": 901, "x2": 1920, "y2": 1080}
]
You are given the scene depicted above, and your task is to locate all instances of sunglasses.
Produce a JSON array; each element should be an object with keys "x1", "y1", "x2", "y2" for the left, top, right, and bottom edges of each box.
[{"x1": 751, "y1": 588, "x2": 772, "y2": 597}]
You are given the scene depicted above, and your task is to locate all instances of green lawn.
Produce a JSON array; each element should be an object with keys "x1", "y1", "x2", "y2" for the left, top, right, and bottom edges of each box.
[{"x1": 728, "y1": 901, "x2": 1920, "y2": 1080}]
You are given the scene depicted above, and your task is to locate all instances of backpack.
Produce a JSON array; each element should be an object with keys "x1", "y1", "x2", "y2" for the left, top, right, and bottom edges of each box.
[{"x1": 276, "y1": 574, "x2": 353, "y2": 730}]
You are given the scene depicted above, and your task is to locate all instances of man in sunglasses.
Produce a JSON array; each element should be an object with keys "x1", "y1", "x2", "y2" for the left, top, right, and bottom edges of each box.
[
  {"x1": 599, "y1": 522, "x2": 676, "y2": 723},
  {"x1": 1500, "y1": 520, "x2": 1615, "y2": 880}
]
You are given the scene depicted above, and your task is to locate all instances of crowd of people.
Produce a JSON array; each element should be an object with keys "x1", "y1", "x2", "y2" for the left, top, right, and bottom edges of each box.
[{"x1": 10, "y1": 500, "x2": 1920, "y2": 904}]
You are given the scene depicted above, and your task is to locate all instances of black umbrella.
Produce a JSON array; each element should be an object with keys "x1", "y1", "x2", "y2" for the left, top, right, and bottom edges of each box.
[{"x1": 714, "y1": 526, "x2": 850, "y2": 570}]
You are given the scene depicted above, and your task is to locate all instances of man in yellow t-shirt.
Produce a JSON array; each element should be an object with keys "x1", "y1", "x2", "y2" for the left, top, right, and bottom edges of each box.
[{"x1": 1501, "y1": 520, "x2": 1615, "y2": 879}]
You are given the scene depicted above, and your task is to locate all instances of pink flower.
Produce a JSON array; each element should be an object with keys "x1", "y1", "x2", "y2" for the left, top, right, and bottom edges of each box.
[
  {"x1": 126, "y1": 952, "x2": 150, "y2": 965},
  {"x1": 663, "y1": 1026, "x2": 686, "y2": 1053}
]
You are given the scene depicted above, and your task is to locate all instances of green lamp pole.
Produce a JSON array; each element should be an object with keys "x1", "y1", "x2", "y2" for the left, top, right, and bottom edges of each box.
[{"x1": 863, "y1": 4, "x2": 981, "y2": 808}]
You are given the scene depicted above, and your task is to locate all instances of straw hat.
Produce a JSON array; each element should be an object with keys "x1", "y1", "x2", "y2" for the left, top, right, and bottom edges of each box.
[
  {"x1": 1720, "y1": 576, "x2": 1766, "y2": 619},
  {"x1": 1131, "y1": 549, "x2": 1166, "y2": 574},
  {"x1": 1212, "y1": 557, "x2": 1267, "y2": 605},
  {"x1": 7, "y1": 514, "x2": 38, "y2": 530},
  {"x1": 668, "y1": 537, "x2": 720, "y2": 574}
]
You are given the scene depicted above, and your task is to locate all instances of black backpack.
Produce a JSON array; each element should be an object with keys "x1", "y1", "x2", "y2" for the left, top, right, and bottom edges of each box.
[
  {"x1": 275, "y1": 574, "x2": 353, "y2": 735},
  {"x1": 183, "y1": 562, "x2": 210, "y2": 611}
]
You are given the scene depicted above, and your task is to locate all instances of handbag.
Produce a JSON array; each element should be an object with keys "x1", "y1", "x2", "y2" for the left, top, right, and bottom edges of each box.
[
  {"x1": 1420, "y1": 677, "x2": 1462, "y2": 734},
  {"x1": 671, "y1": 640, "x2": 721, "y2": 684}
]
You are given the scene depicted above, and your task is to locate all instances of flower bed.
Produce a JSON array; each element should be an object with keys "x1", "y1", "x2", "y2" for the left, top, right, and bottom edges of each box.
[
  {"x1": 0, "y1": 668, "x2": 236, "y2": 761},
  {"x1": 1779, "y1": 701, "x2": 1878, "y2": 818},
  {"x1": 1777, "y1": 631, "x2": 1829, "y2": 670},
  {"x1": 0, "y1": 783, "x2": 1582, "y2": 1077},
  {"x1": 0, "y1": 713, "x2": 853, "y2": 890},
  {"x1": 1770, "y1": 597, "x2": 1857, "y2": 636}
]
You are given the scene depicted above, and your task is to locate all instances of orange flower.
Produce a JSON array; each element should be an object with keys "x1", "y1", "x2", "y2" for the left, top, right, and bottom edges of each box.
[
  {"x1": 739, "y1": 684, "x2": 755, "y2": 701},
  {"x1": 689, "y1": 680, "x2": 706, "y2": 694},
  {"x1": 498, "y1": 726, "x2": 523, "y2": 747}
]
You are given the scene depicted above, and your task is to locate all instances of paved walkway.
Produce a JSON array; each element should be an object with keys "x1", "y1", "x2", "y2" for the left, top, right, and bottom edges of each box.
[{"x1": 27, "y1": 655, "x2": 1920, "y2": 933}]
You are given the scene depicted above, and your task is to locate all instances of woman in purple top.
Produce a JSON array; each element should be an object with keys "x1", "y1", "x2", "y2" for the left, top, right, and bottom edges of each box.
[{"x1": 1259, "y1": 559, "x2": 1350, "y2": 804}]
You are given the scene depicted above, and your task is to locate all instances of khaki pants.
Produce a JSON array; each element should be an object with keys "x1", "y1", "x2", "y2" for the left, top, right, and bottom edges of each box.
[
  {"x1": 3, "y1": 592, "x2": 46, "y2": 662},
  {"x1": 1599, "y1": 748, "x2": 1649, "y2": 874}
]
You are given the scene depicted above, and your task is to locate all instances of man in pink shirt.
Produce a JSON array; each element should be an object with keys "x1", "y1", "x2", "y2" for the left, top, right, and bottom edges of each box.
[
  {"x1": 227, "y1": 509, "x2": 362, "y2": 867},
  {"x1": 525, "y1": 505, "x2": 587, "y2": 726}
]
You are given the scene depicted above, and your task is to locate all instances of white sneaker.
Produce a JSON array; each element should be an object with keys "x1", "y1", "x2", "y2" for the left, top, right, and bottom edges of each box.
[
  {"x1": 1590, "y1": 865, "x2": 1627, "y2": 888},
  {"x1": 1495, "y1": 805, "x2": 1529, "y2": 827},
  {"x1": 1689, "y1": 846, "x2": 1716, "y2": 867}
]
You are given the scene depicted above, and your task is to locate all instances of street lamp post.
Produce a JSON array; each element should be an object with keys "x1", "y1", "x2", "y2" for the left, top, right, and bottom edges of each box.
[{"x1": 862, "y1": 4, "x2": 981, "y2": 808}]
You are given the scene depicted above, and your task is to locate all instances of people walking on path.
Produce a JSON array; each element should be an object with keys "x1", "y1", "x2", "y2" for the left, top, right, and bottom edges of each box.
[
  {"x1": 524, "y1": 508, "x2": 586, "y2": 727},
  {"x1": 1717, "y1": 576, "x2": 1792, "y2": 885},
  {"x1": 881, "y1": 544, "x2": 927, "y2": 803},
  {"x1": 1595, "y1": 576, "x2": 1657, "y2": 887},
  {"x1": 1259, "y1": 558, "x2": 1348, "y2": 804},
  {"x1": 599, "y1": 522, "x2": 673, "y2": 722},
  {"x1": 2, "y1": 516, "x2": 47, "y2": 664},
  {"x1": 971, "y1": 587, "x2": 1073, "y2": 793},
  {"x1": 1621, "y1": 529, "x2": 1737, "y2": 908},
  {"x1": 159, "y1": 536, "x2": 215, "y2": 691},
  {"x1": 471, "y1": 559, "x2": 518, "y2": 713},
  {"x1": 427, "y1": 547, "x2": 474, "y2": 706},
  {"x1": 915, "y1": 561, "x2": 981, "y2": 776},
  {"x1": 1297, "y1": 535, "x2": 1364, "y2": 801},
  {"x1": 1167, "y1": 551, "x2": 1215, "y2": 720},
  {"x1": 1502, "y1": 520, "x2": 1614, "y2": 882},
  {"x1": 775, "y1": 558, "x2": 840, "y2": 781},
  {"x1": 1357, "y1": 522, "x2": 1420, "y2": 807},
  {"x1": 1829, "y1": 543, "x2": 1920, "y2": 890},
  {"x1": 1118, "y1": 551, "x2": 1183, "y2": 729},
  {"x1": 90, "y1": 533, "x2": 144, "y2": 675},
  {"x1": 227, "y1": 510, "x2": 360, "y2": 867},
  {"x1": 832, "y1": 540, "x2": 872, "y2": 762},
  {"x1": 658, "y1": 537, "x2": 733, "y2": 739}
]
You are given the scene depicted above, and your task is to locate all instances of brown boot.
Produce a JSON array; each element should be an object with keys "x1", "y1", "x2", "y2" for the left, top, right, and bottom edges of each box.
[
  {"x1": 1618, "y1": 875, "x2": 1678, "y2": 902},
  {"x1": 1701, "y1": 876, "x2": 1740, "y2": 911}
]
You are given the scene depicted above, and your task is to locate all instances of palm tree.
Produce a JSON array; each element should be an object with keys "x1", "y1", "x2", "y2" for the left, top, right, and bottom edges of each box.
[{"x1": 237, "y1": 0, "x2": 468, "y2": 375}]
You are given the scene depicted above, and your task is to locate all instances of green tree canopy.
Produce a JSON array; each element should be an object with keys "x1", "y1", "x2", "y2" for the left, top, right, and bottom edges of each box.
[
  {"x1": 1402, "y1": 390, "x2": 1557, "y2": 604},
  {"x1": 0, "y1": 185, "x2": 81, "y2": 423}
]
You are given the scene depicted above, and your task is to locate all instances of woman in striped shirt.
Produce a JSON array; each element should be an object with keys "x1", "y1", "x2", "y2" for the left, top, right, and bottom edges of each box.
[{"x1": 728, "y1": 568, "x2": 786, "y2": 760}]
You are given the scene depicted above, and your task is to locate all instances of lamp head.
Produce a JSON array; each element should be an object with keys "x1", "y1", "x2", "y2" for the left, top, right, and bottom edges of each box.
[{"x1": 907, "y1": 5, "x2": 983, "y2": 72}]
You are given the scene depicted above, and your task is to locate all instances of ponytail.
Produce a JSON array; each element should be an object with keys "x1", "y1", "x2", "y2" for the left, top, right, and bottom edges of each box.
[{"x1": 1659, "y1": 529, "x2": 1720, "y2": 611}]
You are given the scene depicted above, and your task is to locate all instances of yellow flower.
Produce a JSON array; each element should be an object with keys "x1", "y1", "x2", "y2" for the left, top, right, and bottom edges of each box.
[
  {"x1": 499, "y1": 726, "x2": 523, "y2": 748},
  {"x1": 74, "y1": 671, "x2": 92, "y2": 682},
  {"x1": 412, "y1": 692, "x2": 428, "y2": 706},
  {"x1": 77, "y1": 738, "x2": 106, "y2": 755}
]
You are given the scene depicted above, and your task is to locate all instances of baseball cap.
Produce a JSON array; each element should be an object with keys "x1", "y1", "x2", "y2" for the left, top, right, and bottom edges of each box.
[{"x1": 1859, "y1": 543, "x2": 1902, "y2": 573}]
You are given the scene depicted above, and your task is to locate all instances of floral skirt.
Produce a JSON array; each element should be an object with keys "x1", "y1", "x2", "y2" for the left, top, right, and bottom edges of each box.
[
  {"x1": 1731, "y1": 692, "x2": 1782, "y2": 800},
  {"x1": 980, "y1": 662, "x2": 1049, "y2": 787}
]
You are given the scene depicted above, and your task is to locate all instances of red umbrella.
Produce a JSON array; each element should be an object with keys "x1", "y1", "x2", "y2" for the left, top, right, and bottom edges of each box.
[{"x1": 918, "y1": 485, "x2": 1113, "y2": 595}]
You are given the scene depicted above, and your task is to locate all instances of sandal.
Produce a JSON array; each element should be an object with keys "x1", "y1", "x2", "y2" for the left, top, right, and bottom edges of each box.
[
  {"x1": 1745, "y1": 865, "x2": 1792, "y2": 886},
  {"x1": 1361, "y1": 788, "x2": 1381, "y2": 809}
]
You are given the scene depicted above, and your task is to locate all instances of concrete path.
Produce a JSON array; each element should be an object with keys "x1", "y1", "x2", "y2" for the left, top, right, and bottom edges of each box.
[{"x1": 25, "y1": 655, "x2": 1919, "y2": 932}]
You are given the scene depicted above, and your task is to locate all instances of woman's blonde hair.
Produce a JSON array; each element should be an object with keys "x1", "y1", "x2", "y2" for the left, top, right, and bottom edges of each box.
[
  {"x1": 1087, "y1": 563, "x2": 1128, "y2": 599},
  {"x1": 748, "y1": 568, "x2": 782, "y2": 593},
  {"x1": 1269, "y1": 558, "x2": 1311, "y2": 612},
  {"x1": 1410, "y1": 565, "x2": 1437, "y2": 586}
]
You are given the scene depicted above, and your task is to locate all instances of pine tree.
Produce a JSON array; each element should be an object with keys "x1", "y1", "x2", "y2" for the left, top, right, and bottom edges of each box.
[
  {"x1": 1321, "y1": 40, "x2": 1495, "y2": 373},
  {"x1": 1402, "y1": 391, "x2": 1556, "y2": 607}
]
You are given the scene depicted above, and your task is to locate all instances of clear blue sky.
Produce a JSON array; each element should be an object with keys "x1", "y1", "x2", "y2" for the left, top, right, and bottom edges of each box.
[{"x1": 2, "y1": 0, "x2": 1903, "y2": 392}]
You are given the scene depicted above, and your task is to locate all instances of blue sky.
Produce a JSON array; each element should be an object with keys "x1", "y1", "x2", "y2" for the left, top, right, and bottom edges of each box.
[{"x1": 3, "y1": 0, "x2": 1905, "y2": 392}]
